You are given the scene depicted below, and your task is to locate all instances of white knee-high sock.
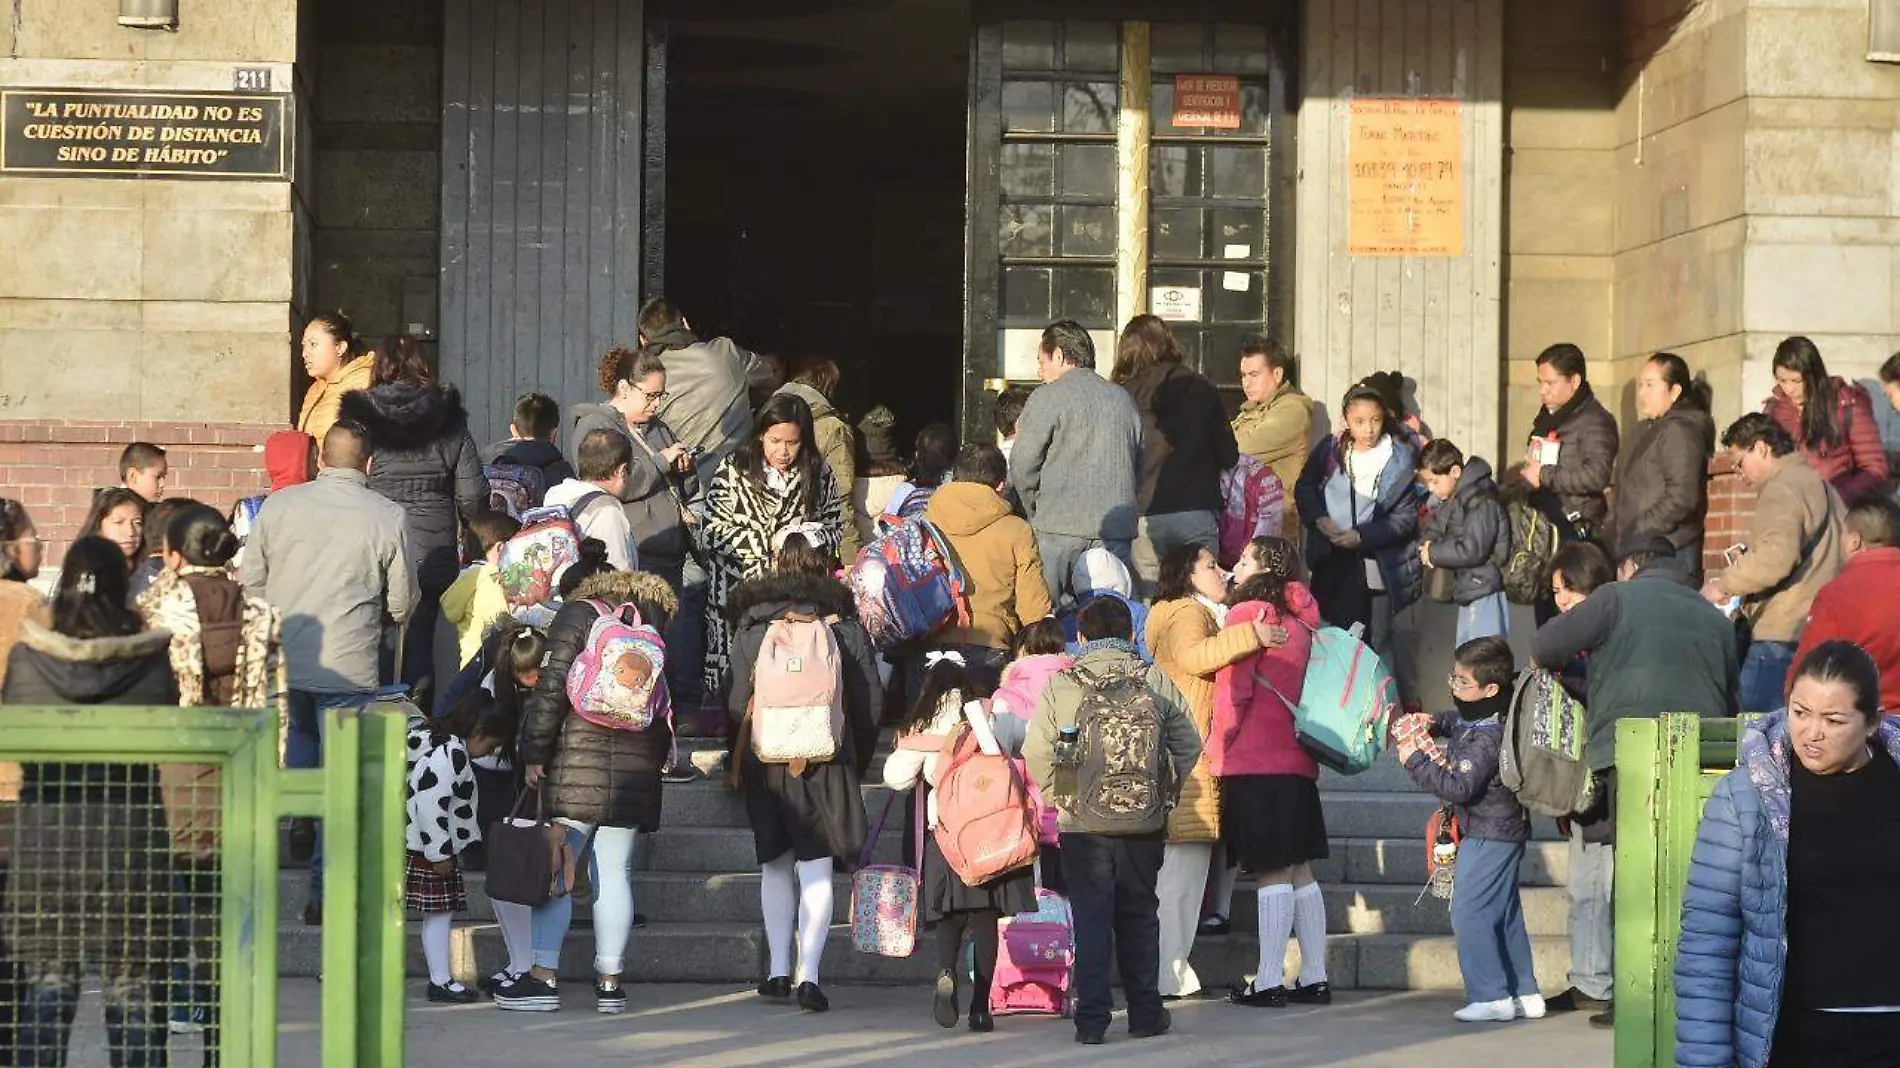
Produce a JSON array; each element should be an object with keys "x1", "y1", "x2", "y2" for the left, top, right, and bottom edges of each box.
[
  {"x1": 1292, "y1": 882, "x2": 1329, "y2": 985},
  {"x1": 492, "y1": 899, "x2": 533, "y2": 975},
  {"x1": 761, "y1": 852, "x2": 797, "y2": 980},
  {"x1": 1255, "y1": 884, "x2": 1294, "y2": 989},
  {"x1": 1213, "y1": 864, "x2": 1240, "y2": 920},
  {"x1": 794, "y1": 857, "x2": 834, "y2": 986},
  {"x1": 421, "y1": 912, "x2": 454, "y2": 986}
]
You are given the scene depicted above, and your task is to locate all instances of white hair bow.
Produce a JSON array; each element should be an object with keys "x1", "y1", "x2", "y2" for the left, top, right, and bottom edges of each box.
[
  {"x1": 771, "y1": 522, "x2": 831, "y2": 555},
  {"x1": 924, "y1": 649, "x2": 967, "y2": 667}
]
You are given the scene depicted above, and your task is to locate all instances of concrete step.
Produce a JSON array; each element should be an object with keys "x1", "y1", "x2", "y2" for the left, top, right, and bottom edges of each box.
[
  {"x1": 281, "y1": 862, "x2": 1565, "y2": 935},
  {"x1": 1317, "y1": 793, "x2": 1564, "y2": 841},
  {"x1": 275, "y1": 920, "x2": 1571, "y2": 992}
]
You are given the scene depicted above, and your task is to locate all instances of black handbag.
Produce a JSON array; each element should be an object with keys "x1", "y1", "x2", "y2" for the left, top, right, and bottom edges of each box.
[{"x1": 484, "y1": 788, "x2": 593, "y2": 907}]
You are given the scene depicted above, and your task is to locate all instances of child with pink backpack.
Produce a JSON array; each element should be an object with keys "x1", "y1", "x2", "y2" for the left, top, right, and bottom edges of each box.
[
  {"x1": 989, "y1": 619, "x2": 1073, "y2": 894},
  {"x1": 885, "y1": 658, "x2": 1040, "y2": 1033}
]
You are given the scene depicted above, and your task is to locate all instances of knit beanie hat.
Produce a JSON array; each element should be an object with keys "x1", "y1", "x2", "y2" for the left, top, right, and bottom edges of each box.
[
  {"x1": 1071, "y1": 547, "x2": 1133, "y2": 599},
  {"x1": 859, "y1": 405, "x2": 900, "y2": 465}
]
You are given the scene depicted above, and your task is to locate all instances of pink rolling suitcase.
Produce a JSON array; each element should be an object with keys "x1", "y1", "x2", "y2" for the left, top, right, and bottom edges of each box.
[{"x1": 990, "y1": 888, "x2": 1074, "y2": 1017}]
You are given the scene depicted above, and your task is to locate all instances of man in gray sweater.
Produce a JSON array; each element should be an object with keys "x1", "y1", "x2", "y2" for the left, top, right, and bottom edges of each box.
[
  {"x1": 1009, "y1": 319, "x2": 1144, "y2": 603},
  {"x1": 244, "y1": 419, "x2": 417, "y2": 922}
]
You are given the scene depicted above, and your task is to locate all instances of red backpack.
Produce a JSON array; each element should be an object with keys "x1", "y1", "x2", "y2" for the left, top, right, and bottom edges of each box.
[{"x1": 932, "y1": 700, "x2": 1038, "y2": 886}]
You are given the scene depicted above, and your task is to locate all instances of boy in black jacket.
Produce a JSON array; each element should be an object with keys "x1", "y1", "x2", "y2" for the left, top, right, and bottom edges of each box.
[
  {"x1": 1395, "y1": 637, "x2": 1542, "y2": 1024},
  {"x1": 1416, "y1": 439, "x2": 1509, "y2": 644}
]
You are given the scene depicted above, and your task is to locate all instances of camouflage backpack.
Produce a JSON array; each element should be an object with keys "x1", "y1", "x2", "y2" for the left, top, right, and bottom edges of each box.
[{"x1": 1064, "y1": 662, "x2": 1170, "y2": 835}]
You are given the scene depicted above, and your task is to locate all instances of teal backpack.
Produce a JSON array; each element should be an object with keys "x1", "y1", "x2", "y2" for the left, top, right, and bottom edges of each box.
[{"x1": 1254, "y1": 620, "x2": 1398, "y2": 775}]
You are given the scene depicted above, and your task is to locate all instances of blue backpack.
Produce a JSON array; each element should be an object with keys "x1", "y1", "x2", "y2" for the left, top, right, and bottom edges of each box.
[
  {"x1": 1264, "y1": 621, "x2": 1397, "y2": 775},
  {"x1": 844, "y1": 518, "x2": 970, "y2": 650}
]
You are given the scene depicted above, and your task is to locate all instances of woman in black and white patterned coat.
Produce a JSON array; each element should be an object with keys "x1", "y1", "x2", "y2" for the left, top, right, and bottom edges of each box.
[{"x1": 702, "y1": 392, "x2": 845, "y2": 702}]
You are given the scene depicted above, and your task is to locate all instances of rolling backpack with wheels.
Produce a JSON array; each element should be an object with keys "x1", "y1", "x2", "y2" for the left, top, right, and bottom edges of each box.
[{"x1": 991, "y1": 888, "x2": 1075, "y2": 1018}]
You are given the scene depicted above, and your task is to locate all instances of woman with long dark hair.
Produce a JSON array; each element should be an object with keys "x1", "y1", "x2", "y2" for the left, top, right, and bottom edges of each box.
[
  {"x1": 338, "y1": 334, "x2": 490, "y2": 685},
  {"x1": 3, "y1": 537, "x2": 177, "y2": 1063},
  {"x1": 79, "y1": 487, "x2": 149, "y2": 566},
  {"x1": 0, "y1": 499, "x2": 49, "y2": 691},
  {"x1": 1677, "y1": 640, "x2": 1900, "y2": 1067},
  {"x1": 1609, "y1": 352, "x2": 1716, "y2": 570},
  {"x1": 701, "y1": 391, "x2": 844, "y2": 701},
  {"x1": 1763, "y1": 335, "x2": 1890, "y2": 505},
  {"x1": 1113, "y1": 314, "x2": 1241, "y2": 593}
]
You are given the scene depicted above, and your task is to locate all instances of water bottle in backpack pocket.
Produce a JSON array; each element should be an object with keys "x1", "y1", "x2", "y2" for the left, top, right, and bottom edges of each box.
[
  {"x1": 564, "y1": 600, "x2": 670, "y2": 732},
  {"x1": 748, "y1": 611, "x2": 846, "y2": 764}
]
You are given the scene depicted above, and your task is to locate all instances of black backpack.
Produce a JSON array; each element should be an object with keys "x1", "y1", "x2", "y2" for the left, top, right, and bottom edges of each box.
[
  {"x1": 1066, "y1": 662, "x2": 1170, "y2": 835},
  {"x1": 1502, "y1": 499, "x2": 1557, "y2": 605}
]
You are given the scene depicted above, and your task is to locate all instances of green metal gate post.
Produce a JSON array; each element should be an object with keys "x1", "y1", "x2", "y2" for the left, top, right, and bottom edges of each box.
[{"x1": 354, "y1": 699, "x2": 408, "y2": 1067}]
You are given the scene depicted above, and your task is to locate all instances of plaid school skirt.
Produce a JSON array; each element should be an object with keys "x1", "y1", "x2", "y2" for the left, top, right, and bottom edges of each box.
[{"x1": 404, "y1": 851, "x2": 468, "y2": 914}]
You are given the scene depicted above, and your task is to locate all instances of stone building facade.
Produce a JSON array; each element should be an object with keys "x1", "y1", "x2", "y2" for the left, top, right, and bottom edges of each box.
[{"x1": 2, "y1": 0, "x2": 1896, "y2": 557}]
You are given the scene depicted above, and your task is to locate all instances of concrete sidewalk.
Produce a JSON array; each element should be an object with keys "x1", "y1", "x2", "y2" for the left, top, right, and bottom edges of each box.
[{"x1": 281, "y1": 982, "x2": 1608, "y2": 1067}]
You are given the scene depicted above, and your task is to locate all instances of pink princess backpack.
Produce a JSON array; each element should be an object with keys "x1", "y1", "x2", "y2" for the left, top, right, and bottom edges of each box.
[{"x1": 563, "y1": 600, "x2": 670, "y2": 733}]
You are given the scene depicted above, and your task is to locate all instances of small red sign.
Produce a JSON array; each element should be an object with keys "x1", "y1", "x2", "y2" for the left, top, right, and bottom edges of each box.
[{"x1": 1172, "y1": 74, "x2": 1241, "y2": 129}]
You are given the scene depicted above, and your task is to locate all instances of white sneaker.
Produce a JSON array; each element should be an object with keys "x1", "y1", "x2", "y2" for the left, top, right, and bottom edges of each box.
[
  {"x1": 1454, "y1": 999, "x2": 1517, "y2": 1023},
  {"x1": 1516, "y1": 993, "x2": 1547, "y2": 1019}
]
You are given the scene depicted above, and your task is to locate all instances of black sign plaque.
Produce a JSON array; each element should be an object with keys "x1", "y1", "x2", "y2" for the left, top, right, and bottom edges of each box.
[{"x1": 0, "y1": 88, "x2": 290, "y2": 180}]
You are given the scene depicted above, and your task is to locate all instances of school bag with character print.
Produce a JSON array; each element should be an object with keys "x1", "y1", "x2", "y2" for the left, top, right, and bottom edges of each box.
[{"x1": 564, "y1": 600, "x2": 670, "y2": 732}]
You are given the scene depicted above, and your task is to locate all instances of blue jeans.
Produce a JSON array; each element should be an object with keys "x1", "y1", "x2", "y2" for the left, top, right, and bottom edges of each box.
[
  {"x1": 1566, "y1": 828, "x2": 1614, "y2": 1001},
  {"x1": 658, "y1": 557, "x2": 709, "y2": 710},
  {"x1": 1450, "y1": 838, "x2": 1538, "y2": 1002},
  {"x1": 530, "y1": 824, "x2": 639, "y2": 974},
  {"x1": 1740, "y1": 640, "x2": 1796, "y2": 714},
  {"x1": 1456, "y1": 592, "x2": 1511, "y2": 646},
  {"x1": 285, "y1": 690, "x2": 372, "y2": 903}
]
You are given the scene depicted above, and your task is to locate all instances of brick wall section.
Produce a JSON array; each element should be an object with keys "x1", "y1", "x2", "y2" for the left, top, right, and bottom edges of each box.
[
  {"x1": 0, "y1": 421, "x2": 279, "y2": 563},
  {"x1": 1701, "y1": 453, "x2": 1752, "y2": 580}
]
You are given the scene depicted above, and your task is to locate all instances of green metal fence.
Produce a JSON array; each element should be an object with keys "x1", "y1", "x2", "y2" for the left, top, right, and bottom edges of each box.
[
  {"x1": 0, "y1": 700, "x2": 406, "y2": 1068},
  {"x1": 1613, "y1": 713, "x2": 1752, "y2": 1068}
]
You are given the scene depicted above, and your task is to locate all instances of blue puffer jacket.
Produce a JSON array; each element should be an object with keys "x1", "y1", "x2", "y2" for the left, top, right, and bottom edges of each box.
[{"x1": 1673, "y1": 710, "x2": 1900, "y2": 1068}]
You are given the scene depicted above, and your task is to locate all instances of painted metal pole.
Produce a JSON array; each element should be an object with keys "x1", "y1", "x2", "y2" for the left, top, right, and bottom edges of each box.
[
  {"x1": 1115, "y1": 21, "x2": 1151, "y2": 328},
  {"x1": 320, "y1": 707, "x2": 362, "y2": 1068},
  {"x1": 1613, "y1": 716, "x2": 1663, "y2": 1068},
  {"x1": 357, "y1": 701, "x2": 409, "y2": 1067}
]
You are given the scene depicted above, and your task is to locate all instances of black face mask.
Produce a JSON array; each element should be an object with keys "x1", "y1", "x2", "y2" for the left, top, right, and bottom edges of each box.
[{"x1": 1454, "y1": 691, "x2": 1510, "y2": 723}]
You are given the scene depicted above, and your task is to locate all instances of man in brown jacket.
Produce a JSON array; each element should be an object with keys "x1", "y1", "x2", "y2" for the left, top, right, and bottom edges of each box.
[
  {"x1": 1702, "y1": 413, "x2": 1846, "y2": 713},
  {"x1": 921, "y1": 443, "x2": 1054, "y2": 692},
  {"x1": 1230, "y1": 338, "x2": 1314, "y2": 538}
]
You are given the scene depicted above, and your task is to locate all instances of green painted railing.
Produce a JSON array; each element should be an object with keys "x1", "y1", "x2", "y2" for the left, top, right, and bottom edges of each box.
[
  {"x1": 0, "y1": 699, "x2": 406, "y2": 1068},
  {"x1": 1614, "y1": 713, "x2": 1754, "y2": 1068}
]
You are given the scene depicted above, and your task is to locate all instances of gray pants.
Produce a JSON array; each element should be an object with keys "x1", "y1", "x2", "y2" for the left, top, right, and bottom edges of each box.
[
  {"x1": 1035, "y1": 531, "x2": 1134, "y2": 607},
  {"x1": 1566, "y1": 827, "x2": 1614, "y2": 1001},
  {"x1": 1130, "y1": 510, "x2": 1221, "y2": 598}
]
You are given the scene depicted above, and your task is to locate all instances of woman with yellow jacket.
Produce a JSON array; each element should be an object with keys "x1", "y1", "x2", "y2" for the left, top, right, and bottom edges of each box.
[
  {"x1": 297, "y1": 310, "x2": 377, "y2": 444},
  {"x1": 1145, "y1": 542, "x2": 1284, "y2": 999}
]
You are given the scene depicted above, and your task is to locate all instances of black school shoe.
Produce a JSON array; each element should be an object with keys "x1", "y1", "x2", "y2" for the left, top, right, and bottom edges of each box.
[
  {"x1": 1230, "y1": 982, "x2": 1288, "y2": 1008},
  {"x1": 1545, "y1": 988, "x2": 1611, "y2": 1014},
  {"x1": 1288, "y1": 981, "x2": 1332, "y2": 1005},
  {"x1": 1074, "y1": 1030, "x2": 1106, "y2": 1045},
  {"x1": 968, "y1": 1004, "x2": 994, "y2": 1033},
  {"x1": 796, "y1": 982, "x2": 830, "y2": 1013},
  {"x1": 1590, "y1": 1007, "x2": 1615, "y2": 1030},
  {"x1": 758, "y1": 976, "x2": 792, "y2": 1000},
  {"x1": 1197, "y1": 915, "x2": 1232, "y2": 937},
  {"x1": 426, "y1": 981, "x2": 479, "y2": 1004},
  {"x1": 596, "y1": 983, "x2": 628, "y2": 1014},
  {"x1": 1129, "y1": 1008, "x2": 1173, "y2": 1039}
]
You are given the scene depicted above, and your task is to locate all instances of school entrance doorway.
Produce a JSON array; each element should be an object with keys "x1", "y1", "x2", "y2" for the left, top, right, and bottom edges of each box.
[{"x1": 437, "y1": 2, "x2": 1295, "y2": 444}]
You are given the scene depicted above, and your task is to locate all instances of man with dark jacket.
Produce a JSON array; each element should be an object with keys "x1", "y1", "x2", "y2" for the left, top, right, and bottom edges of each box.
[
  {"x1": 1789, "y1": 497, "x2": 1900, "y2": 711},
  {"x1": 639, "y1": 297, "x2": 774, "y2": 488},
  {"x1": 1529, "y1": 535, "x2": 1738, "y2": 1025},
  {"x1": 1520, "y1": 344, "x2": 1619, "y2": 539},
  {"x1": 1010, "y1": 320, "x2": 1144, "y2": 604},
  {"x1": 244, "y1": 421, "x2": 417, "y2": 922},
  {"x1": 1024, "y1": 597, "x2": 1201, "y2": 1045}
]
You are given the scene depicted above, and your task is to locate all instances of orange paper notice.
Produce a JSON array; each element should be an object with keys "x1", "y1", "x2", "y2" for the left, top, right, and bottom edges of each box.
[{"x1": 1347, "y1": 98, "x2": 1463, "y2": 257}]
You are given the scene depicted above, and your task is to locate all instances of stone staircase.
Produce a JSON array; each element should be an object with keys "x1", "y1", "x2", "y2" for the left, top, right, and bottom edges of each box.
[{"x1": 276, "y1": 733, "x2": 1574, "y2": 991}]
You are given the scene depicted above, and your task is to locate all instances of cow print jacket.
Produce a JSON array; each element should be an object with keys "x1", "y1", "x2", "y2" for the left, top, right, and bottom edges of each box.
[{"x1": 405, "y1": 726, "x2": 480, "y2": 862}]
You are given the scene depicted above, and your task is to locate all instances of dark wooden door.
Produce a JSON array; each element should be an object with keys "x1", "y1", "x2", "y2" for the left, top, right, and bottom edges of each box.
[{"x1": 439, "y1": 0, "x2": 649, "y2": 443}]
